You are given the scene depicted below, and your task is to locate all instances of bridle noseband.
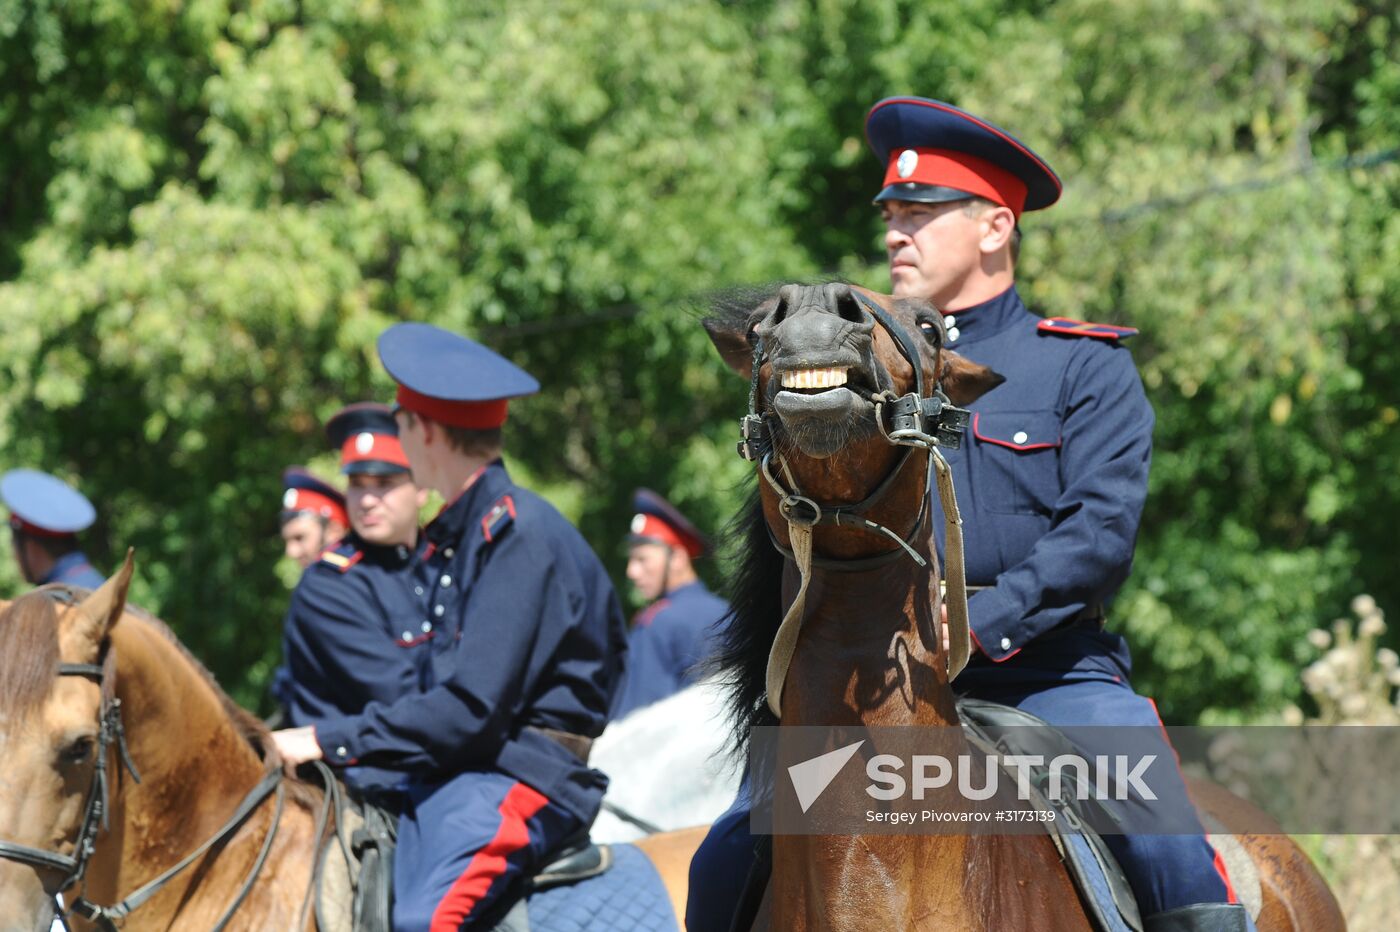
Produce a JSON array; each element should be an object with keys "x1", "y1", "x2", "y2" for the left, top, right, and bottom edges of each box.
[{"x1": 734, "y1": 289, "x2": 975, "y2": 715}]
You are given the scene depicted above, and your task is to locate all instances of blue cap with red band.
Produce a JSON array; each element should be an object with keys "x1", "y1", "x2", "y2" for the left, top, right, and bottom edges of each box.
[
  {"x1": 1, "y1": 469, "x2": 96, "y2": 537},
  {"x1": 628, "y1": 488, "x2": 709, "y2": 559},
  {"x1": 280, "y1": 467, "x2": 348, "y2": 528},
  {"x1": 377, "y1": 323, "x2": 538, "y2": 430},
  {"x1": 325, "y1": 402, "x2": 411, "y2": 476},
  {"x1": 865, "y1": 96, "x2": 1062, "y2": 217}
]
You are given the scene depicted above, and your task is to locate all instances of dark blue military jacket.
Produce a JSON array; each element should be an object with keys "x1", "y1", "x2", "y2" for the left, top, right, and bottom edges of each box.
[
  {"x1": 314, "y1": 461, "x2": 628, "y2": 823},
  {"x1": 44, "y1": 551, "x2": 105, "y2": 590},
  {"x1": 283, "y1": 532, "x2": 434, "y2": 792},
  {"x1": 932, "y1": 286, "x2": 1153, "y2": 679},
  {"x1": 610, "y1": 580, "x2": 728, "y2": 720}
]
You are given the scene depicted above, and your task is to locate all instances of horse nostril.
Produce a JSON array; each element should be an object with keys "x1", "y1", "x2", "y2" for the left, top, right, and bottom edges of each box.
[{"x1": 833, "y1": 290, "x2": 872, "y2": 328}]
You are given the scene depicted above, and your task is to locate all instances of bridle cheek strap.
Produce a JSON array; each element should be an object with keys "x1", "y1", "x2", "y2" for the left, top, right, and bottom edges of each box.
[{"x1": 762, "y1": 447, "x2": 970, "y2": 717}]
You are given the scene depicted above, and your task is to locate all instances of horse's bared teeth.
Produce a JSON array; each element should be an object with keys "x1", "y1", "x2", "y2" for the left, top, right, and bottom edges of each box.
[{"x1": 781, "y1": 368, "x2": 849, "y2": 389}]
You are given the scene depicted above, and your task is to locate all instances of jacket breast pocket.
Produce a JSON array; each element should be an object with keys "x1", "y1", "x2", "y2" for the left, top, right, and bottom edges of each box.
[{"x1": 971, "y1": 410, "x2": 1062, "y2": 516}]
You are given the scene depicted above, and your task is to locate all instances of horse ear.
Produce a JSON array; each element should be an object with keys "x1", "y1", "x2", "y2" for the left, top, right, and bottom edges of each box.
[
  {"x1": 703, "y1": 317, "x2": 754, "y2": 380},
  {"x1": 940, "y1": 351, "x2": 1005, "y2": 407},
  {"x1": 70, "y1": 549, "x2": 135, "y2": 655}
]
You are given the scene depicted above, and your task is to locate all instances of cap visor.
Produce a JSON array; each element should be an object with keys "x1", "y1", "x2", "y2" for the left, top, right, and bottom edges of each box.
[{"x1": 873, "y1": 183, "x2": 976, "y2": 205}]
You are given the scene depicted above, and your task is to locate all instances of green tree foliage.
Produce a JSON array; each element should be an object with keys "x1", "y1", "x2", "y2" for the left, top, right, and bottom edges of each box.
[{"x1": 1, "y1": 0, "x2": 1395, "y2": 720}]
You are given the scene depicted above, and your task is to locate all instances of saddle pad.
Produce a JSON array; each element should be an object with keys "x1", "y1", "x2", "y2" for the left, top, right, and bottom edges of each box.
[
  {"x1": 1066, "y1": 833, "x2": 1135, "y2": 932},
  {"x1": 526, "y1": 842, "x2": 678, "y2": 932}
]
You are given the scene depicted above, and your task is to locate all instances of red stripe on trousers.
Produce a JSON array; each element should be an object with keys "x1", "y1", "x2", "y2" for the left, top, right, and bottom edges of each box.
[
  {"x1": 1147, "y1": 698, "x2": 1239, "y2": 905},
  {"x1": 429, "y1": 782, "x2": 550, "y2": 931}
]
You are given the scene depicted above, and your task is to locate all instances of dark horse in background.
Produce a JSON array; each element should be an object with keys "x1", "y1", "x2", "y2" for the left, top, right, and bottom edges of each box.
[
  {"x1": 0, "y1": 561, "x2": 701, "y2": 931},
  {"x1": 702, "y1": 282, "x2": 1344, "y2": 931}
]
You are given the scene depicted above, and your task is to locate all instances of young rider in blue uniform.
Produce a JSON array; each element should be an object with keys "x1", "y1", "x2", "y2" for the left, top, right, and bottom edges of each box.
[
  {"x1": 687, "y1": 97, "x2": 1251, "y2": 932},
  {"x1": 273, "y1": 325, "x2": 628, "y2": 931},
  {"x1": 610, "y1": 488, "x2": 729, "y2": 720},
  {"x1": 279, "y1": 402, "x2": 431, "y2": 795},
  {"x1": 2, "y1": 469, "x2": 105, "y2": 589}
]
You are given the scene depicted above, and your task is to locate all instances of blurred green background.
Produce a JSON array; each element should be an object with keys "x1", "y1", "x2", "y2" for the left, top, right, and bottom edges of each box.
[{"x1": 1, "y1": 0, "x2": 1396, "y2": 724}]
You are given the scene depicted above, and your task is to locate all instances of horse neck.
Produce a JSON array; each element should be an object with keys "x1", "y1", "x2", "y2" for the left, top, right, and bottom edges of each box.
[
  {"x1": 83, "y1": 614, "x2": 278, "y2": 916},
  {"x1": 772, "y1": 459, "x2": 988, "y2": 930}
]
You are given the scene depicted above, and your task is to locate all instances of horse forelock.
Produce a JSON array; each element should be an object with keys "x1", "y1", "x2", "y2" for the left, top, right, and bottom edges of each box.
[{"x1": 0, "y1": 593, "x2": 61, "y2": 728}]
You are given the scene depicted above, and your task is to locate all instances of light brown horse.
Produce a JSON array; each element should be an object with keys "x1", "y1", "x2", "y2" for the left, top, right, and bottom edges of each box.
[
  {"x1": 0, "y1": 560, "x2": 699, "y2": 931},
  {"x1": 703, "y1": 282, "x2": 1345, "y2": 931}
]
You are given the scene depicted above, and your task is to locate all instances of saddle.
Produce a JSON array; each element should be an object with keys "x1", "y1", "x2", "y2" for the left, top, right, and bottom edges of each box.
[
  {"x1": 730, "y1": 699, "x2": 1161, "y2": 932},
  {"x1": 313, "y1": 785, "x2": 613, "y2": 932}
]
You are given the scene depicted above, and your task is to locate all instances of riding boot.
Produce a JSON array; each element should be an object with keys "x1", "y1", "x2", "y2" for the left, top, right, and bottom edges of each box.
[{"x1": 1143, "y1": 903, "x2": 1252, "y2": 932}]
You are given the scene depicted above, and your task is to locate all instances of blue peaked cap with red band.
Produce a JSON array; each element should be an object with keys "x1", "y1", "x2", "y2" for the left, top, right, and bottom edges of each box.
[
  {"x1": 377, "y1": 322, "x2": 539, "y2": 430},
  {"x1": 1, "y1": 469, "x2": 96, "y2": 535},
  {"x1": 325, "y1": 402, "x2": 411, "y2": 476},
  {"x1": 628, "y1": 488, "x2": 709, "y2": 558},
  {"x1": 865, "y1": 97, "x2": 1062, "y2": 215}
]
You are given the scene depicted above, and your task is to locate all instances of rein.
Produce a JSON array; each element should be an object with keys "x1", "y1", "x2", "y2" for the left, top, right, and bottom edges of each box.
[
  {"x1": 736, "y1": 290, "x2": 974, "y2": 717},
  {"x1": 0, "y1": 591, "x2": 290, "y2": 932}
]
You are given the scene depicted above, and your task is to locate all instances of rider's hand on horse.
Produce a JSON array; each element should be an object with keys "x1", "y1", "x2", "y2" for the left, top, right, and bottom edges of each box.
[{"x1": 271, "y1": 726, "x2": 324, "y2": 766}]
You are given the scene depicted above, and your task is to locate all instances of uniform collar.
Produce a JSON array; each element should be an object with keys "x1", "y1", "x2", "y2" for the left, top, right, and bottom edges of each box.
[
  {"x1": 663, "y1": 579, "x2": 705, "y2": 600},
  {"x1": 351, "y1": 531, "x2": 426, "y2": 568},
  {"x1": 940, "y1": 284, "x2": 1028, "y2": 348},
  {"x1": 42, "y1": 551, "x2": 94, "y2": 585},
  {"x1": 426, "y1": 459, "x2": 511, "y2": 545}
]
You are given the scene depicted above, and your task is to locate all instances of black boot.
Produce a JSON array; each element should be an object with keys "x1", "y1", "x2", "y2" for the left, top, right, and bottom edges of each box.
[{"x1": 1144, "y1": 903, "x2": 1252, "y2": 932}]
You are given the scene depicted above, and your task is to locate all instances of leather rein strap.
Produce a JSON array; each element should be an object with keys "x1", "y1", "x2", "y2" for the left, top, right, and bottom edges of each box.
[{"x1": 738, "y1": 291, "x2": 973, "y2": 717}]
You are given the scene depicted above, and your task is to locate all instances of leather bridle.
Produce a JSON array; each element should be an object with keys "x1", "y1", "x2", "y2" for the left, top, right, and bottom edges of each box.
[
  {"x1": 733, "y1": 288, "x2": 974, "y2": 715},
  {"x1": 0, "y1": 589, "x2": 286, "y2": 932}
]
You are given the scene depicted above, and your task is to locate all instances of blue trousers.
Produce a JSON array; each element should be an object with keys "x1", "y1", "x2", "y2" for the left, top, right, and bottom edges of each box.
[
  {"x1": 687, "y1": 670, "x2": 1240, "y2": 931},
  {"x1": 393, "y1": 770, "x2": 583, "y2": 932}
]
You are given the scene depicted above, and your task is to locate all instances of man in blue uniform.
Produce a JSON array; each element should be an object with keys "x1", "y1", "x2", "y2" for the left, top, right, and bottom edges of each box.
[
  {"x1": 2, "y1": 469, "x2": 105, "y2": 589},
  {"x1": 610, "y1": 488, "x2": 729, "y2": 720},
  {"x1": 688, "y1": 97, "x2": 1249, "y2": 932},
  {"x1": 279, "y1": 467, "x2": 350, "y2": 569},
  {"x1": 279, "y1": 403, "x2": 431, "y2": 794},
  {"x1": 273, "y1": 324, "x2": 628, "y2": 932}
]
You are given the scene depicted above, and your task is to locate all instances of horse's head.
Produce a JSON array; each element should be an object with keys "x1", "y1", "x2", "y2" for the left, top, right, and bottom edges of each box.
[
  {"x1": 706, "y1": 282, "x2": 1001, "y2": 526},
  {"x1": 0, "y1": 558, "x2": 133, "y2": 931}
]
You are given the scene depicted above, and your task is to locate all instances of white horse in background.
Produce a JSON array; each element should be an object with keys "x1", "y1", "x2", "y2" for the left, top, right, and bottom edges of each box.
[{"x1": 590, "y1": 678, "x2": 741, "y2": 843}]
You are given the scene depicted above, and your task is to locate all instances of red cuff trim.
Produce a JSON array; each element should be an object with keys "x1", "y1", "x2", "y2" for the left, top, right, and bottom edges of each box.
[{"x1": 396, "y1": 384, "x2": 509, "y2": 429}]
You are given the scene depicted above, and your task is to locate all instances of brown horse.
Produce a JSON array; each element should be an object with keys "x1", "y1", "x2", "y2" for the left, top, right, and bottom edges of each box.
[
  {"x1": 703, "y1": 282, "x2": 1344, "y2": 931},
  {"x1": 0, "y1": 560, "x2": 699, "y2": 931}
]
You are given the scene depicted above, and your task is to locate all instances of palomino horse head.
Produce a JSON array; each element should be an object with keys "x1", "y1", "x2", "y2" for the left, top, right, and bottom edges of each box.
[{"x1": 0, "y1": 558, "x2": 133, "y2": 932}]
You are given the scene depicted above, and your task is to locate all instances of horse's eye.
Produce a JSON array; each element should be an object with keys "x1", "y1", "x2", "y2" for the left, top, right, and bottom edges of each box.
[
  {"x1": 745, "y1": 325, "x2": 759, "y2": 347},
  {"x1": 61, "y1": 737, "x2": 95, "y2": 766},
  {"x1": 918, "y1": 320, "x2": 940, "y2": 344}
]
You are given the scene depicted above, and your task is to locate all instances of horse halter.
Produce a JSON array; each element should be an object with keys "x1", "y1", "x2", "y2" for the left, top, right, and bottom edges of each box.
[{"x1": 733, "y1": 289, "x2": 974, "y2": 716}]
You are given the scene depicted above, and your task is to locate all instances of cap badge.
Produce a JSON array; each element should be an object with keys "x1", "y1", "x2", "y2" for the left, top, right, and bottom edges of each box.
[
  {"x1": 355, "y1": 431, "x2": 376, "y2": 454},
  {"x1": 630, "y1": 514, "x2": 647, "y2": 534},
  {"x1": 896, "y1": 148, "x2": 919, "y2": 179},
  {"x1": 283, "y1": 489, "x2": 299, "y2": 509}
]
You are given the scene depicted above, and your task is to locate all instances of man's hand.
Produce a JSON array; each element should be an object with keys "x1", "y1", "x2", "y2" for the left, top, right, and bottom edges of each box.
[
  {"x1": 271, "y1": 726, "x2": 324, "y2": 766},
  {"x1": 941, "y1": 602, "x2": 950, "y2": 655}
]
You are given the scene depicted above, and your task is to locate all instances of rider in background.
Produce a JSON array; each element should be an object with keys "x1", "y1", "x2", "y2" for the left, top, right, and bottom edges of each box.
[
  {"x1": 1, "y1": 468, "x2": 105, "y2": 589},
  {"x1": 278, "y1": 402, "x2": 431, "y2": 795},
  {"x1": 272, "y1": 324, "x2": 628, "y2": 932},
  {"x1": 687, "y1": 97, "x2": 1251, "y2": 932},
  {"x1": 278, "y1": 466, "x2": 349, "y2": 569},
  {"x1": 610, "y1": 488, "x2": 729, "y2": 720}
]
